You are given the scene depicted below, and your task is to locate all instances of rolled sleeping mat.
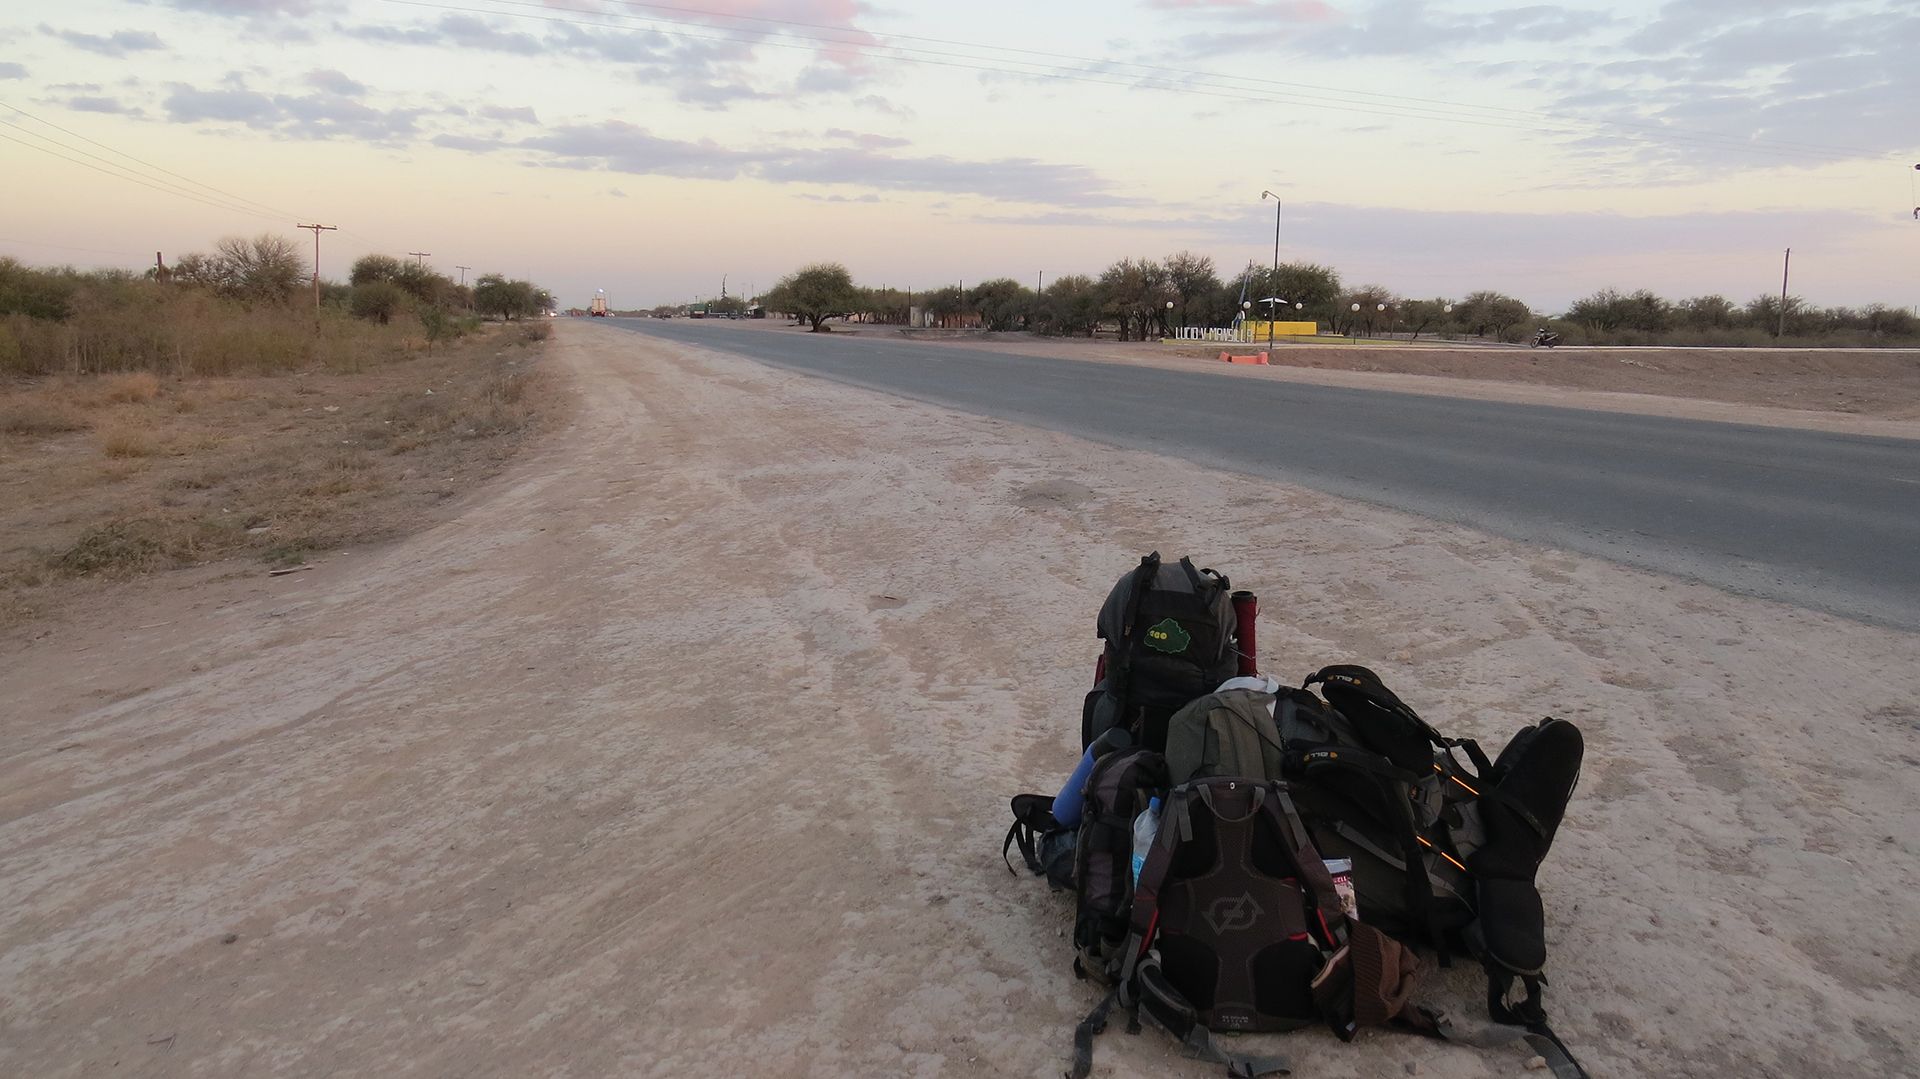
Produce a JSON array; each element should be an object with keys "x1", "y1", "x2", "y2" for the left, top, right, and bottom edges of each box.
[
  {"x1": 1231, "y1": 590, "x2": 1259, "y2": 676},
  {"x1": 1052, "y1": 727, "x2": 1134, "y2": 830}
]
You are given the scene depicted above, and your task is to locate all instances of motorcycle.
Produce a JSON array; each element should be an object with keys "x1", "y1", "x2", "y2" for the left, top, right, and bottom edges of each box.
[{"x1": 1530, "y1": 329, "x2": 1561, "y2": 348}]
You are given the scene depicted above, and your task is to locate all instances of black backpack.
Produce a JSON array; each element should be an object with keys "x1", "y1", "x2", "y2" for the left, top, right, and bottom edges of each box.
[
  {"x1": 1083, "y1": 553, "x2": 1238, "y2": 753},
  {"x1": 1287, "y1": 667, "x2": 1589, "y2": 1073},
  {"x1": 1070, "y1": 778, "x2": 1448, "y2": 1079},
  {"x1": 1071, "y1": 747, "x2": 1169, "y2": 965}
]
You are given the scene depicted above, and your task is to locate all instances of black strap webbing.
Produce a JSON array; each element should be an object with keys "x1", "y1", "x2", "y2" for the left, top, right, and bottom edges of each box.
[
  {"x1": 1066, "y1": 985, "x2": 1118, "y2": 1079},
  {"x1": 1134, "y1": 962, "x2": 1291, "y2": 1077}
]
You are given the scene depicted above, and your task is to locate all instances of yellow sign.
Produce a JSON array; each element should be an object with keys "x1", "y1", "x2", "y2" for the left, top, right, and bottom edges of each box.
[{"x1": 1244, "y1": 320, "x2": 1318, "y2": 337}]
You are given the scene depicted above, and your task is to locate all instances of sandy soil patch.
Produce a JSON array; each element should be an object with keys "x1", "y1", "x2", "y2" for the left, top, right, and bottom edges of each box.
[{"x1": 2, "y1": 321, "x2": 1914, "y2": 1077}]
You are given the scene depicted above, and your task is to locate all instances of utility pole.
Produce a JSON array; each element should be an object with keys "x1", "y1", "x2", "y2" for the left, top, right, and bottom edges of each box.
[
  {"x1": 408, "y1": 251, "x2": 431, "y2": 267},
  {"x1": 1777, "y1": 247, "x2": 1791, "y2": 338},
  {"x1": 295, "y1": 223, "x2": 337, "y2": 312},
  {"x1": 454, "y1": 265, "x2": 471, "y2": 286},
  {"x1": 1037, "y1": 270, "x2": 1043, "y2": 294},
  {"x1": 1261, "y1": 190, "x2": 1282, "y2": 350}
]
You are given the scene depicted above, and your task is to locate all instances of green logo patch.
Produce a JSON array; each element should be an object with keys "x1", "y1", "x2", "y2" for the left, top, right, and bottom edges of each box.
[{"x1": 1145, "y1": 618, "x2": 1191, "y2": 654}]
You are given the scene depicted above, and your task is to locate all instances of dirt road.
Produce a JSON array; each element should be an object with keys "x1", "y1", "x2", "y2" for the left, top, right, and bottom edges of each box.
[{"x1": 3, "y1": 323, "x2": 1916, "y2": 1077}]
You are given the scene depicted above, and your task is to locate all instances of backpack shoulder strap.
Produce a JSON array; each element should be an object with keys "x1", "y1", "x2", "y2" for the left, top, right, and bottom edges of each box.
[
  {"x1": 1069, "y1": 944, "x2": 1292, "y2": 1079},
  {"x1": 1262, "y1": 785, "x2": 1347, "y2": 944}
]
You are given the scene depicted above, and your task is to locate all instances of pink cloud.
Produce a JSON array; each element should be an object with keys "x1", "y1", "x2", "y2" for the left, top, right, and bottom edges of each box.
[{"x1": 1146, "y1": 0, "x2": 1341, "y2": 21}]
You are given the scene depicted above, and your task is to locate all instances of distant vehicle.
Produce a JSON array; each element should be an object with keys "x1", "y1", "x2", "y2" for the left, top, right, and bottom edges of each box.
[
  {"x1": 1531, "y1": 328, "x2": 1561, "y2": 348},
  {"x1": 590, "y1": 295, "x2": 609, "y2": 317}
]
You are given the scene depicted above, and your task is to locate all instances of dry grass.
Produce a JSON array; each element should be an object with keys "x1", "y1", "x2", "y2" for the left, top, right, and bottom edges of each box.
[
  {"x1": 0, "y1": 398, "x2": 88, "y2": 435},
  {"x1": 99, "y1": 372, "x2": 161, "y2": 403},
  {"x1": 0, "y1": 324, "x2": 560, "y2": 624},
  {"x1": 99, "y1": 424, "x2": 162, "y2": 458}
]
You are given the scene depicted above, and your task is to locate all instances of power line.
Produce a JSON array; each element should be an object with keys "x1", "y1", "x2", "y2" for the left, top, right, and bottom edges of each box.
[
  {"x1": 0, "y1": 100, "x2": 303, "y2": 221},
  {"x1": 0, "y1": 236, "x2": 151, "y2": 258},
  {"x1": 0, "y1": 102, "x2": 438, "y2": 271},
  {"x1": 0, "y1": 129, "x2": 291, "y2": 222}
]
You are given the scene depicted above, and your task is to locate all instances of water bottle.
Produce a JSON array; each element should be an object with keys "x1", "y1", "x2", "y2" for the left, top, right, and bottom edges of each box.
[{"x1": 1131, "y1": 796, "x2": 1163, "y2": 886}]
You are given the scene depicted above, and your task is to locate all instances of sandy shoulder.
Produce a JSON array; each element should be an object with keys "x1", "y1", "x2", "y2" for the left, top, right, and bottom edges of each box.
[{"x1": 1, "y1": 320, "x2": 1914, "y2": 1078}]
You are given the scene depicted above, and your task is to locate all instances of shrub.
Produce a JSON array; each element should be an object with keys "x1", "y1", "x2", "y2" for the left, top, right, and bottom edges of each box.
[
  {"x1": 351, "y1": 281, "x2": 409, "y2": 325},
  {"x1": 100, "y1": 372, "x2": 161, "y2": 403},
  {"x1": 0, "y1": 399, "x2": 88, "y2": 435},
  {"x1": 100, "y1": 424, "x2": 161, "y2": 458}
]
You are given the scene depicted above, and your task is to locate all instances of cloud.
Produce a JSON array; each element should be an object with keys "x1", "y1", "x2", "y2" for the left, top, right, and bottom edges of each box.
[
  {"x1": 163, "y1": 76, "x2": 424, "y2": 142},
  {"x1": 760, "y1": 147, "x2": 1140, "y2": 206},
  {"x1": 0, "y1": 62, "x2": 27, "y2": 80},
  {"x1": 854, "y1": 94, "x2": 915, "y2": 119},
  {"x1": 342, "y1": 14, "x2": 545, "y2": 54},
  {"x1": 41, "y1": 25, "x2": 168, "y2": 57},
  {"x1": 303, "y1": 68, "x2": 366, "y2": 96},
  {"x1": 431, "y1": 133, "x2": 502, "y2": 152},
  {"x1": 824, "y1": 128, "x2": 910, "y2": 149},
  {"x1": 160, "y1": 0, "x2": 318, "y2": 12},
  {"x1": 1145, "y1": 0, "x2": 1339, "y2": 21},
  {"x1": 798, "y1": 192, "x2": 884, "y2": 203},
  {"x1": 443, "y1": 120, "x2": 1138, "y2": 206},
  {"x1": 1554, "y1": 4, "x2": 1920, "y2": 167},
  {"x1": 479, "y1": 104, "x2": 540, "y2": 125},
  {"x1": 609, "y1": 187, "x2": 627, "y2": 198},
  {"x1": 65, "y1": 95, "x2": 137, "y2": 115},
  {"x1": 336, "y1": 7, "x2": 883, "y2": 104}
]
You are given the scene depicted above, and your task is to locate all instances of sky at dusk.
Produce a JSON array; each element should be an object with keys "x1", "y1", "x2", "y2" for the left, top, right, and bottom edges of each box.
[{"x1": 2, "y1": 0, "x2": 1916, "y2": 312}]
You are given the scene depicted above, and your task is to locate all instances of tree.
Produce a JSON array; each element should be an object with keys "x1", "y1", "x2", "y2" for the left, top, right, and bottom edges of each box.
[
  {"x1": 1163, "y1": 250, "x2": 1220, "y2": 331},
  {"x1": 1862, "y1": 303, "x2": 1918, "y2": 338},
  {"x1": 1456, "y1": 290, "x2": 1533, "y2": 343},
  {"x1": 1745, "y1": 293, "x2": 1810, "y2": 337},
  {"x1": 171, "y1": 234, "x2": 307, "y2": 304},
  {"x1": 770, "y1": 263, "x2": 859, "y2": 332},
  {"x1": 1097, "y1": 257, "x2": 1173, "y2": 341},
  {"x1": 970, "y1": 278, "x2": 1032, "y2": 331},
  {"x1": 1399, "y1": 298, "x2": 1455, "y2": 342},
  {"x1": 473, "y1": 273, "x2": 541, "y2": 320},
  {"x1": 349, "y1": 254, "x2": 407, "y2": 286},
  {"x1": 350, "y1": 280, "x2": 408, "y2": 325},
  {"x1": 1253, "y1": 262, "x2": 1342, "y2": 328},
  {"x1": 211, "y1": 234, "x2": 306, "y2": 304},
  {"x1": 920, "y1": 284, "x2": 965, "y2": 327},
  {"x1": 1675, "y1": 294, "x2": 1738, "y2": 330},
  {"x1": 1034, "y1": 274, "x2": 1100, "y2": 336},
  {"x1": 0, "y1": 256, "x2": 77, "y2": 321},
  {"x1": 1337, "y1": 284, "x2": 1396, "y2": 336}
]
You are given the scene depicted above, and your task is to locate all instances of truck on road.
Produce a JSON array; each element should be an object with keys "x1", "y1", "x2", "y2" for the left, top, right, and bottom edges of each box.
[{"x1": 590, "y1": 295, "x2": 609, "y2": 317}]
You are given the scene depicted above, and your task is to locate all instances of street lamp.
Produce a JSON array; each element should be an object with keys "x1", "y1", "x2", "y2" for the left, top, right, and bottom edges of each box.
[
  {"x1": 1166, "y1": 299, "x2": 1175, "y2": 338},
  {"x1": 1260, "y1": 189, "x2": 1282, "y2": 349}
]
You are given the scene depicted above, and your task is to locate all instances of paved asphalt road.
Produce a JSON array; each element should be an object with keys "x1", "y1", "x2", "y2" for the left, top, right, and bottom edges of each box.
[{"x1": 609, "y1": 320, "x2": 1920, "y2": 631}]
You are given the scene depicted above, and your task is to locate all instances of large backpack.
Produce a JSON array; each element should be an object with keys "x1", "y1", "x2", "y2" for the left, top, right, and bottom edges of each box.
[
  {"x1": 1083, "y1": 553, "x2": 1239, "y2": 753},
  {"x1": 1070, "y1": 777, "x2": 1445, "y2": 1079},
  {"x1": 1071, "y1": 747, "x2": 1169, "y2": 965},
  {"x1": 1289, "y1": 666, "x2": 1589, "y2": 1073}
]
